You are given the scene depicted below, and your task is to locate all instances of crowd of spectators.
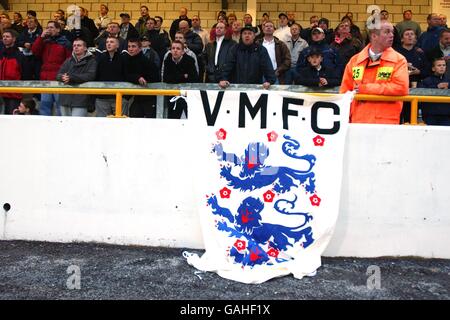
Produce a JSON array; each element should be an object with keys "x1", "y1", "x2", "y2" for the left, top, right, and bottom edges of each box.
[{"x1": 0, "y1": 5, "x2": 449, "y2": 124}]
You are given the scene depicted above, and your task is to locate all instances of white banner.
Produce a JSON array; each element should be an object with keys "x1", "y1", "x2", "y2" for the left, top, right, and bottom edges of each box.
[{"x1": 185, "y1": 90, "x2": 352, "y2": 284}]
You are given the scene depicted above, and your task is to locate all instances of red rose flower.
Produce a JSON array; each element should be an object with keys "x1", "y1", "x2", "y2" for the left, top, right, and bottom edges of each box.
[
  {"x1": 234, "y1": 239, "x2": 246, "y2": 251},
  {"x1": 220, "y1": 187, "x2": 231, "y2": 198},
  {"x1": 216, "y1": 128, "x2": 227, "y2": 140},
  {"x1": 267, "y1": 248, "x2": 279, "y2": 258},
  {"x1": 267, "y1": 131, "x2": 278, "y2": 142},
  {"x1": 309, "y1": 194, "x2": 321, "y2": 206},
  {"x1": 263, "y1": 190, "x2": 275, "y2": 202},
  {"x1": 313, "y1": 135, "x2": 325, "y2": 146}
]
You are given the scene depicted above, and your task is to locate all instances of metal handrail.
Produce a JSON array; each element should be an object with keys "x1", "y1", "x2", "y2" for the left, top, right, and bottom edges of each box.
[{"x1": 0, "y1": 82, "x2": 449, "y2": 124}]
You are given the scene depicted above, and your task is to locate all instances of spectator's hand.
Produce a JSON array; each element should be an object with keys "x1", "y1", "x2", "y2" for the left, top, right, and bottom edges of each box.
[
  {"x1": 438, "y1": 82, "x2": 449, "y2": 89},
  {"x1": 24, "y1": 43, "x2": 31, "y2": 49},
  {"x1": 319, "y1": 77, "x2": 328, "y2": 86},
  {"x1": 62, "y1": 73, "x2": 70, "y2": 84},
  {"x1": 410, "y1": 67, "x2": 420, "y2": 75},
  {"x1": 219, "y1": 80, "x2": 230, "y2": 89},
  {"x1": 415, "y1": 47, "x2": 424, "y2": 54},
  {"x1": 262, "y1": 82, "x2": 271, "y2": 90},
  {"x1": 138, "y1": 77, "x2": 147, "y2": 86},
  {"x1": 41, "y1": 29, "x2": 49, "y2": 38},
  {"x1": 353, "y1": 82, "x2": 360, "y2": 92}
]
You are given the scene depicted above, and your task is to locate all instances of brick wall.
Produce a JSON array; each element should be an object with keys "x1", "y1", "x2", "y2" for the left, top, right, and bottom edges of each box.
[{"x1": 5, "y1": 0, "x2": 431, "y2": 30}]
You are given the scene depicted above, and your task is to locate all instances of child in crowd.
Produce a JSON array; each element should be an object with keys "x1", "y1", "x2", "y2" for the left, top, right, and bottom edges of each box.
[
  {"x1": 13, "y1": 98, "x2": 39, "y2": 115},
  {"x1": 419, "y1": 58, "x2": 450, "y2": 126},
  {"x1": 294, "y1": 48, "x2": 340, "y2": 87}
]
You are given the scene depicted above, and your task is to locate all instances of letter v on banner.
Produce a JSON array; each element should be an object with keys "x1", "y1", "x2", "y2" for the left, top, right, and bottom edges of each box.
[
  {"x1": 186, "y1": 90, "x2": 353, "y2": 284},
  {"x1": 201, "y1": 90, "x2": 225, "y2": 126}
]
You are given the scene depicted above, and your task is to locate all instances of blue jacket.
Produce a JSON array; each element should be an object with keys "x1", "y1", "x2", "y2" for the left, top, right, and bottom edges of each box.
[
  {"x1": 394, "y1": 45, "x2": 430, "y2": 83},
  {"x1": 296, "y1": 41, "x2": 343, "y2": 76},
  {"x1": 17, "y1": 27, "x2": 42, "y2": 48},
  {"x1": 418, "y1": 74, "x2": 450, "y2": 115},
  {"x1": 417, "y1": 26, "x2": 444, "y2": 51},
  {"x1": 295, "y1": 64, "x2": 340, "y2": 87},
  {"x1": 221, "y1": 42, "x2": 276, "y2": 84}
]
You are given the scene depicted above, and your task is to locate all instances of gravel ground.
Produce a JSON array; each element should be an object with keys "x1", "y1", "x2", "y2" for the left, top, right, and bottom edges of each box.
[{"x1": 0, "y1": 240, "x2": 449, "y2": 301}]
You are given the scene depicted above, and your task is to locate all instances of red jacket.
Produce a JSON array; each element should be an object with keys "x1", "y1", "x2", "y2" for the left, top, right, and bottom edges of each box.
[
  {"x1": 32, "y1": 35, "x2": 72, "y2": 80},
  {"x1": 0, "y1": 46, "x2": 24, "y2": 99},
  {"x1": 340, "y1": 45, "x2": 409, "y2": 124}
]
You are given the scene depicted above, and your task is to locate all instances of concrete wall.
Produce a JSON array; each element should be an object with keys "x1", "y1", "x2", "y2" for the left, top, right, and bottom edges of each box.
[
  {"x1": 0, "y1": 115, "x2": 449, "y2": 258},
  {"x1": 6, "y1": 0, "x2": 431, "y2": 31}
]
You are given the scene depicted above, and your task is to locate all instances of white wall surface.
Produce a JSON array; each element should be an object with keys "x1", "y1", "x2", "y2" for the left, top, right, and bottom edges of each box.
[{"x1": 0, "y1": 116, "x2": 449, "y2": 258}]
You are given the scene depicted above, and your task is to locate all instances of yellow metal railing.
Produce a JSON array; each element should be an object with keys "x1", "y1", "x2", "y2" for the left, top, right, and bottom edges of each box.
[
  {"x1": 0, "y1": 86, "x2": 180, "y2": 118},
  {"x1": 0, "y1": 84, "x2": 449, "y2": 124}
]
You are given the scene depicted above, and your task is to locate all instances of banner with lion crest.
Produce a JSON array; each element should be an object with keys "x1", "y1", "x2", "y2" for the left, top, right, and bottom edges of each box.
[{"x1": 185, "y1": 90, "x2": 352, "y2": 284}]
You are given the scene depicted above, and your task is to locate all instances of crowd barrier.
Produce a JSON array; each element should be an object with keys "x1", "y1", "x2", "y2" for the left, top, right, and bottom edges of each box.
[{"x1": 0, "y1": 81, "x2": 450, "y2": 124}]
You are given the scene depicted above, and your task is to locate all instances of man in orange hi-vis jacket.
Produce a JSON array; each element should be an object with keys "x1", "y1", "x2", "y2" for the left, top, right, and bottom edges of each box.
[{"x1": 340, "y1": 20, "x2": 409, "y2": 124}]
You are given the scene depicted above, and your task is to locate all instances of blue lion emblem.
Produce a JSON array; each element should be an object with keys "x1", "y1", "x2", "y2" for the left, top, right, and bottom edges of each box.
[
  {"x1": 208, "y1": 195, "x2": 314, "y2": 266},
  {"x1": 208, "y1": 135, "x2": 317, "y2": 267},
  {"x1": 213, "y1": 135, "x2": 316, "y2": 194}
]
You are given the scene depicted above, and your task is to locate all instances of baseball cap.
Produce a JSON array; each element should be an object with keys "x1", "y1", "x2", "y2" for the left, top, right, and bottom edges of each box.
[
  {"x1": 311, "y1": 27, "x2": 324, "y2": 34},
  {"x1": 240, "y1": 25, "x2": 256, "y2": 34},
  {"x1": 306, "y1": 47, "x2": 323, "y2": 57},
  {"x1": 120, "y1": 13, "x2": 130, "y2": 19},
  {"x1": 278, "y1": 12, "x2": 288, "y2": 19}
]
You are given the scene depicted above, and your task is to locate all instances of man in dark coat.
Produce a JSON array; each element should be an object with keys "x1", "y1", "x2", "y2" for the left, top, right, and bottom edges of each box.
[
  {"x1": 219, "y1": 26, "x2": 276, "y2": 89},
  {"x1": 204, "y1": 22, "x2": 236, "y2": 83},
  {"x1": 123, "y1": 38, "x2": 160, "y2": 118},
  {"x1": 162, "y1": 40, "x2": 198, "y2": 119}
]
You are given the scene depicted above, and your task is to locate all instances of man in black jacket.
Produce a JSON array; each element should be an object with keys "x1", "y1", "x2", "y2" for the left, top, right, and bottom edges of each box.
[
  {"x1": 219, "y1": 26, "x2": 276, "y2": 89},
  {"x1": 95, "y1": 36, "x2": 127, "y2": 117},
  {"x1": 124, "y1": 38, "x2": 160, "y2": 118},
  {"x1": 204, "y1": 22, "x2": 236, "y2": 83},
  {"x1": 169, "y1": 7, "x2": 191, "y2": 41},
  {"x1": 162, "y1": 40, "x2": 198, "y2": 119}
]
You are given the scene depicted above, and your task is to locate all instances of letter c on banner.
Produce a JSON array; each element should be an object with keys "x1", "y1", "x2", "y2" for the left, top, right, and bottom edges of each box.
[{"x1": 311, "y1": 102, "x2": 340, "y2": 134}]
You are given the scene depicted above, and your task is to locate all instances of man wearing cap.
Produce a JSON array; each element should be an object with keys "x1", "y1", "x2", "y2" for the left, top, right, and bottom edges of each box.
[
  {"x1": 219, "y1": 26, "x2": 276, "y2": 89},
  {"x1": 296, "y1": 27, "x2": 342, "y2": 76},
  {"x1": 274, "y1": 13, "x2": 291, "y2": 44},
  {"x1": 340, "y1": 20, "x2": 409, "y2": 124},
  {"x1": 119, "y1": 13, "x2": 139, "y2": 41},
  {"x1": 294, "y1": 48, "x2": 340, "y2": 87}
]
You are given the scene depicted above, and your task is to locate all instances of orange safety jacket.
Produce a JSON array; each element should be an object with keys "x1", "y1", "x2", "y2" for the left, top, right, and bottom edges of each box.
[{"x1": 339, "y1": 45, "x2": 409, "y2": 124}]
